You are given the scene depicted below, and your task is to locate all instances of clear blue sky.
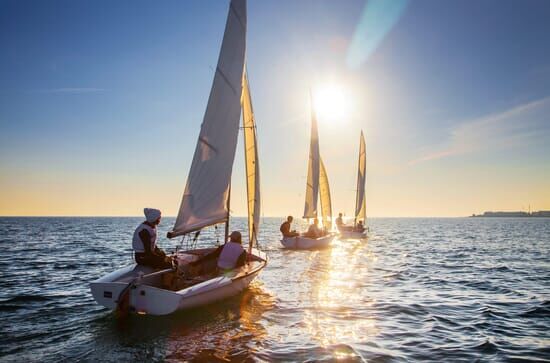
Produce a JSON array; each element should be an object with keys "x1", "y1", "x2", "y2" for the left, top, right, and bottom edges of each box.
[{"x1": 1, "y1": 0, "x2": 549, "y2": 217}]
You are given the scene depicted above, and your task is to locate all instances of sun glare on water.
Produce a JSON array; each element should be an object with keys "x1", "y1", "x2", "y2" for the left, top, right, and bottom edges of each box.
[{"x1": 313, "y1": 84, "x2": 352, "y2": 124}]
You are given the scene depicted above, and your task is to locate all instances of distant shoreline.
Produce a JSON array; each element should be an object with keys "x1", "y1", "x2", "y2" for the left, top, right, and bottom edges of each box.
[{"x1": 471, "y1": 210, "x2": 550, "y2": 218}]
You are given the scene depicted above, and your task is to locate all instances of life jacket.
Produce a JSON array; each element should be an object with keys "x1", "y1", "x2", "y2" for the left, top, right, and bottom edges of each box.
[
  {"x1": 132, "y1": 223, "x2": 157, "y2": 253},
  {"x1": 217, "y1": 242, "x2": 245, "y2": 270}
]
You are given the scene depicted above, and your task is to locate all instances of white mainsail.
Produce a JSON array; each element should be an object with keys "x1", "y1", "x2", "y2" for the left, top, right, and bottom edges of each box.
[
  {"x1": 170, "y1": 0, "x2": 247, "y2": 237},
  {"x1": 354, "y1": 131, "x2": 366, "y2": 224},
  {"x1": 319, "y1": 157, "x2": 332, "y2": 230},
  {"x1": 303, "y1": 96, "x2": 320, "y2": 219},
  {"x1": 241, "y1": 70, "x2": 260, "y2": 248}
]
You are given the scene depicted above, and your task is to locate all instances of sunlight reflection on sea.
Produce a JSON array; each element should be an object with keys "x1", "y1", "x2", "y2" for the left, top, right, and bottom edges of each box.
[{"x1": 0, "y1": 217, "x2": 549, "y2": 362}]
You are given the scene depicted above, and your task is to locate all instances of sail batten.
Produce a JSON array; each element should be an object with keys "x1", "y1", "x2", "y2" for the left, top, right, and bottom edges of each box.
[
  {"x1": 354, "y1": 131, "x2": 367, "y2": 224},
  {"x1": 170, "y1": 0, "x2": 247, "y2": 238},
  {"x1": 303, "y1": 96, "x2": 320, "y2": 219},
  {"x1": 242, "y1": 70, "x2": 260, "y2": 248}
]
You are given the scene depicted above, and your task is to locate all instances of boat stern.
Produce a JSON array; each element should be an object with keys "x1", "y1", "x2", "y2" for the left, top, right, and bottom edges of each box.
[{"x1": 90, "y1": 281, "x2": 128, "y2": 310}]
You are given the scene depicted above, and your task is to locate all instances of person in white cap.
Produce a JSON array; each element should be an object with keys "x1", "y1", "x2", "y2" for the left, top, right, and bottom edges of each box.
[{"x1": 132, "y1": 208, "x2": 172, "y2": 269}]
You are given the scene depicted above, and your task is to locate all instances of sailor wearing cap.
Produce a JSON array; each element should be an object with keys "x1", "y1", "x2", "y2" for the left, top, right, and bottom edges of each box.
[{"x1": 132, "y1": 208, "x2": 172, "y2": 269}]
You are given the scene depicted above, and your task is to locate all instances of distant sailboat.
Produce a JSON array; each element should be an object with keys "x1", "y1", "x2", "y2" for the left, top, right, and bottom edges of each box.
[
  {"x1": 90, "y1": 0, "x2": 267, "y2": 316},
  {"x1": 280, "y1": 95, "x2": 335, "y2": 249},
  {"x1": 339, "y1": 131, "x2": 367, "y2": 239}
]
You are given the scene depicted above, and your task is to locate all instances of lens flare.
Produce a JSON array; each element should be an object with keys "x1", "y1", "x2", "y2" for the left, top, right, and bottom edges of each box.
[{"x1": 346, "y1": 0, "x2": 409, "y2": 69}]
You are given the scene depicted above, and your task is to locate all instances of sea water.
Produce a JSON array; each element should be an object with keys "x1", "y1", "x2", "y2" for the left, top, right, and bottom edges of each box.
[{"x1": 0, "y1": 217, "x2": 548, "y2": 362}]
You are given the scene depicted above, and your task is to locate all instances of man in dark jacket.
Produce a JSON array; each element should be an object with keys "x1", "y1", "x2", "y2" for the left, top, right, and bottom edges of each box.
[{"x1": 280, "y1": 216, "x2": 299, "y2": 237}]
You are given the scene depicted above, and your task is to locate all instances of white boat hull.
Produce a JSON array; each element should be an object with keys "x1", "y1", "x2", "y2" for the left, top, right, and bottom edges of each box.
[
  {"x1": 90, "y1": 248, "x2": 267, "y2": 316},
  {"x1": 338, "y1": 230, "x2": 367, "y2": 239},
  {"x1": 280, "y1": 234, "x2": 335, "y2": 250}
]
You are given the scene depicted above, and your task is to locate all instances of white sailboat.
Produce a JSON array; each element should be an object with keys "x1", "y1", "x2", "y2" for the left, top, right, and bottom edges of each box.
[
  {"x1": 339, "y1": 131, "x2": 367, "y2": 239},
  {"x1": 90, "y1": 0, "x2": 267, "y2": 316},
  {"x1": 280, "y1": 97, "x2": 335, "y2": 249}
]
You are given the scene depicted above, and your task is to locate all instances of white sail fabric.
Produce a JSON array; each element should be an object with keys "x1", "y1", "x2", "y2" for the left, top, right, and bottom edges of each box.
[
  {"x1": 241, "y1": 70, "x2": 260, "y2": 248},
  {"x1": 170, "y1": 0, "x2": 247, "y2": 237},
  {"x1": 355, "y1": 131, "x2": 367, "y2": 224},
  {"x1": 319, "y1": 157, "x2": 332, "y2": 231},
  {"x1": 303, "y1": 98, "x2": 320, "y2": 219}
]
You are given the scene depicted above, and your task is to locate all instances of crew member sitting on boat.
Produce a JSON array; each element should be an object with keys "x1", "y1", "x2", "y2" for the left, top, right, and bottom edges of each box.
[
  {"x1": 303, "y1": 218, "x2": 323, "y2": 238},
  {"x1": 355, "y1": 220, "x2": 365, "y2": 232},
  {"x1": 280, "y1": 216, "x2": 299, "y2": 237},
  {"x1": 187, "y1": 231, "x2": 247, "y2": 275},
  {"x1": 337, "y1": 213, "x2": 355, "y2": 232},
  {"x1": 217, "y1": 231, "x2": 247, "y2": 270},
  {"x1": 133, "y1": 208, "x2": 172, "y2": 269},
  {"x1": 335, "y1": 213, "x2": 344, "y2": 228}
]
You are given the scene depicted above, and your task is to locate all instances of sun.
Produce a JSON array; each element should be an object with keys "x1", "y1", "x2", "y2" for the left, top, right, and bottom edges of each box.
[{"x1": 312, "y1": 84, "x2": 352, "y2": 123}]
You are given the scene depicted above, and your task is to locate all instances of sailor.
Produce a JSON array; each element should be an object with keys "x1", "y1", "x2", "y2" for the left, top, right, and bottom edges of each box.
[
  {"x1": 304, "y1": 218, "x2": 322, "y2": 238},
  {"x1": 133, "y1": 208, "x2": 172, "y2": 269},
  {"x1": 280, "y1": 216, "x2": 299, "y2": 237},
  {"x1": 217, "y1": 231, "x2": 247, "y2": 270},
  {"x1": 335, "y1": 213, "x2": 344, "y2": 228},
  {"x1": 355, "y1": 220, "x2": 365, "y2": 232}
]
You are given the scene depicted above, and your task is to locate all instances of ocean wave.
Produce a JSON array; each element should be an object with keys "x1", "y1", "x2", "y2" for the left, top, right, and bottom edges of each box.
[{"x1": 0, "y1": 217, "x2": 548, "y2": 362}]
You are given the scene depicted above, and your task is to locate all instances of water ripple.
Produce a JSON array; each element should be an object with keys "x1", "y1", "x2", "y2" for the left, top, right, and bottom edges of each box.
[{"x1": 0, "y1": 217, "x2": 549, "y2": 361}]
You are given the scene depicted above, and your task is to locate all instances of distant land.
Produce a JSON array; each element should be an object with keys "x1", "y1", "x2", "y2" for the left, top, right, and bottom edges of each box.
[{"x1": 471, "y1": 211, "x2": 550, "y2": 217}]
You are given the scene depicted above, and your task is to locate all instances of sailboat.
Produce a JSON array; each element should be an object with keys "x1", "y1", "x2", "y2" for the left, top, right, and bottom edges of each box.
[
  {"x1": 338, "y1": 131, "x2": 367, "y2": 239},
  {"x1": 90, "y1": 0, "x2": 267, "y2": 316},
  {"x1": 280, "y1": 97, "x2": 336, "y2": 250}
]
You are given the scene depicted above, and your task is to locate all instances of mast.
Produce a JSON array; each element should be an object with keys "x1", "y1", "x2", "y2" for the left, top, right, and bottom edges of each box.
[{"x1": 224, "y1": 186, "x2": 231, "y2": 242}]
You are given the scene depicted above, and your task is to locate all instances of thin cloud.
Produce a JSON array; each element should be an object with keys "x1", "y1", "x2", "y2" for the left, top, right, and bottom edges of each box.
[{"x1": 410, "y1": 96, "x2": 550, "y2": 165}]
